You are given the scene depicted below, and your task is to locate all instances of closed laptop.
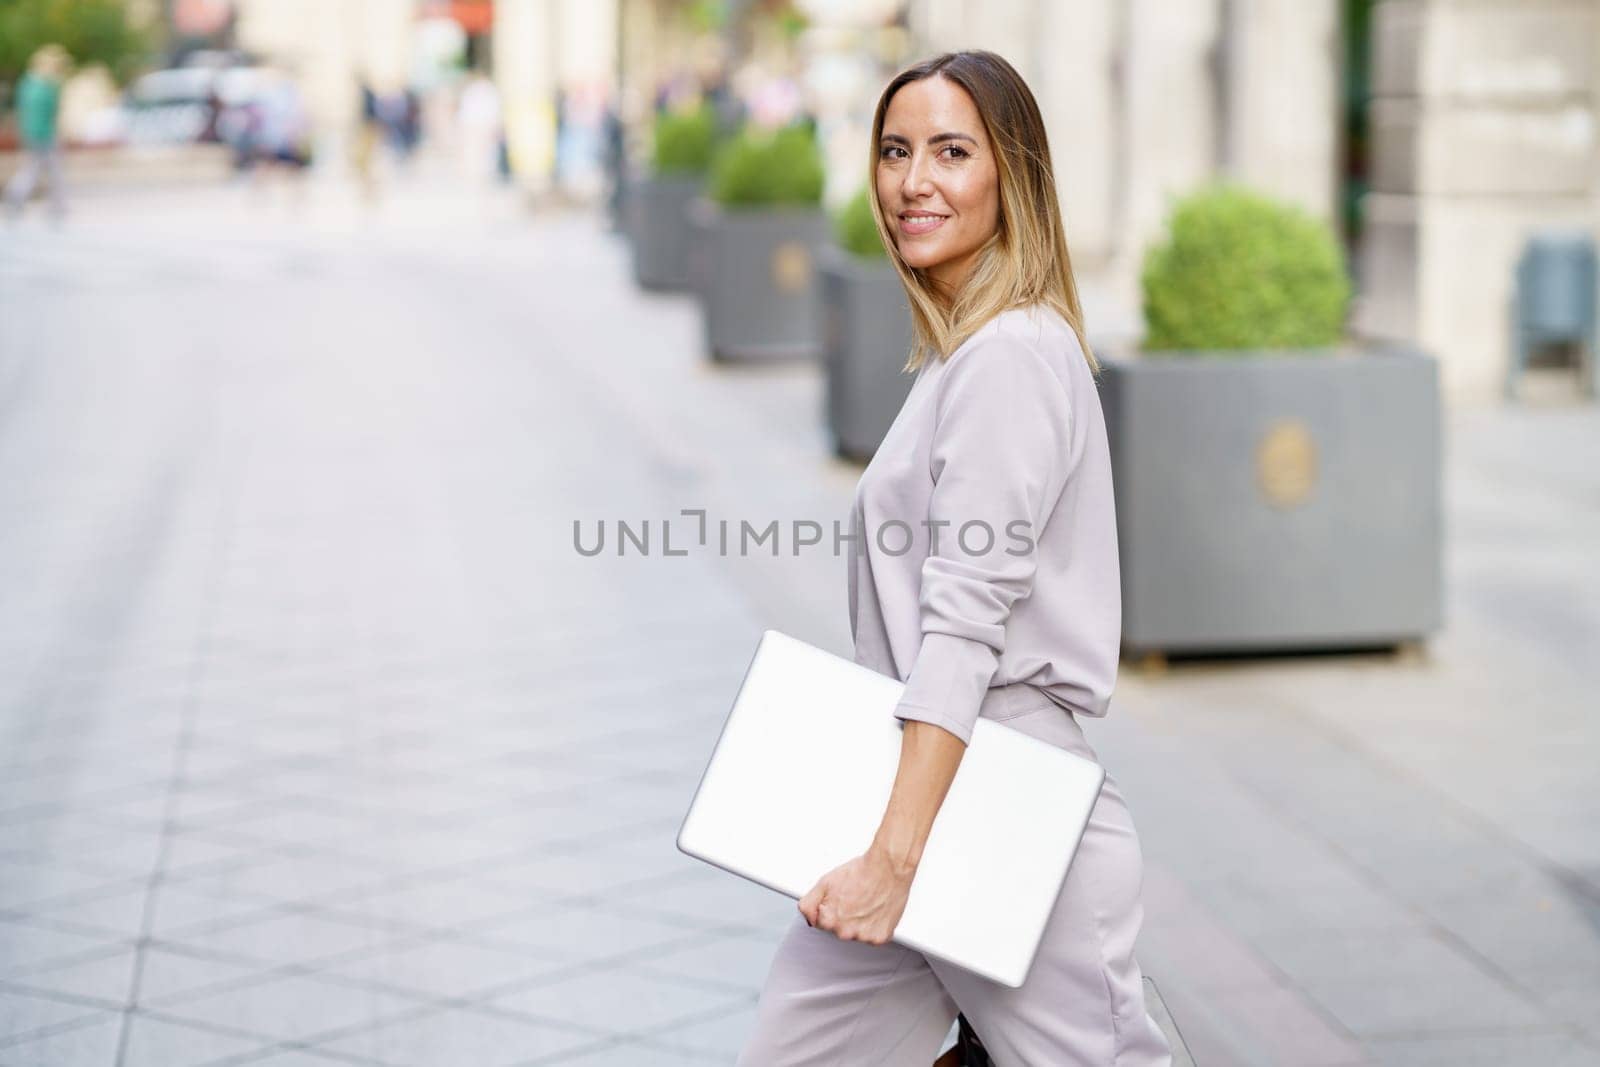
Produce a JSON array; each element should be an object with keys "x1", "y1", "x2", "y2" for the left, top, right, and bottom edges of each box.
[{"x1": 677, "y1": 629, "x2": 1105, "y2": 988}]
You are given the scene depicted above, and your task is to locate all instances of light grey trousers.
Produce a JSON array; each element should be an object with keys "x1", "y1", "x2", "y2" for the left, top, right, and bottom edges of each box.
[
  {"x1": 4, "y1": 144, "x2": 66, "y2": 218},
  {"x1": 737, "y1": 705, "x2": 1174, "y2": 1067}
]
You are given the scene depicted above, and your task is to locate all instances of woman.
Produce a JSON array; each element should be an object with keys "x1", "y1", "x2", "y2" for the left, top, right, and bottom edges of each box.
[
  {"x1": 737, "y1": 52, "x2": 1173, "y2": 1067},
  {"x1": 4, "y1": 45, "x2": 70, "y2": 221}
]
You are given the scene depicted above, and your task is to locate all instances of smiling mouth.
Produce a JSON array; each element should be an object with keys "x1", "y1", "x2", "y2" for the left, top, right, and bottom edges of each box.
[{"x1": 898, "y1": 213, "x2": 948, "y2": 236}]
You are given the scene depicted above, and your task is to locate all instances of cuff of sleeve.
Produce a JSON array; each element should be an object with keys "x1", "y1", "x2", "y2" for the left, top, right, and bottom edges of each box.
[{"x1": 891, "y1": 631, "x2": 1002, "y2": 747}]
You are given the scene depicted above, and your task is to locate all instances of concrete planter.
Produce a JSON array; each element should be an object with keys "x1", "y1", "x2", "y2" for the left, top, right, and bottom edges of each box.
[
  {"x1": 818, "y1": 248, "x2": 915, "y2": 459},
  {"x1": 1098, "y1": 347, "x2": 1442, "y2": 656},
  {"x1": 628, "y1": 175, "x2": 702, "y2": 291},
  {"x1": 687, "y1": 197, "x2": 715, "y2": 303},
  {"x1": 608, "y1": 167, "x2": 632, "y2": 233},
  {"x1": 696, "y1": 200, "x2": 826, "y2": 362}
]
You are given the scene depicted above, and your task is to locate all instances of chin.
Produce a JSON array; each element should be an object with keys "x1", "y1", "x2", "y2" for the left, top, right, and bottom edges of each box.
[{"x1": 896, "y1": 246, "x2": 946, "y2": 272}]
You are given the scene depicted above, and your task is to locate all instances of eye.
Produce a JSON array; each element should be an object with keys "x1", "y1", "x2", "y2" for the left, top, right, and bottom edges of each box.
[
  {"x1": 879, "y1": 144, "x2": 908, "y2": 160},
  {"x1": 939, "y1": 144, "x2": 970, "y2": 160}
]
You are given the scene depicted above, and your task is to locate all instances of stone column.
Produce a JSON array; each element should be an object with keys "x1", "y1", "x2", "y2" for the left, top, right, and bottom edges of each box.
[
  {"x1": 494, "y1": 0, "x2": 559, "y2": 193},
  {"x1": 1358, "y1": 0, "x2": 1600, "y2": 400},
  {"x1": 232, "y1": 0, "x2": 413, "y2": 131},
  {"x1": 1221, "y1": 0, "x2": 1341, "y2": 222},
  {"x1": 1111, "y1": 0, "x2": 1226, "y2": 341},
  {"x1": 1032, "y1": 0, "x2": 1120, "y2": 272}
]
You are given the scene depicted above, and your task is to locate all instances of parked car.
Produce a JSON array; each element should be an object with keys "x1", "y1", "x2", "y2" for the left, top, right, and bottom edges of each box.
[{"x1": 119, "y1": 60, "x2": 271, "y2": 147}]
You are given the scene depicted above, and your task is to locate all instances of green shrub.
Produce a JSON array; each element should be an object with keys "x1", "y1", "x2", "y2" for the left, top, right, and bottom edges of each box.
[
  {"x1": 834, "y1": 187, "x2": 887, "y2": 259},
  {"x1": 651, "y1": 105, "x2": 717, "y2": 176},
  {"x1": 1140, "y1": 184, "x2": 1351, "y2": 352},
  {"x1": 0, "y1": 0, "x2": 150, "y2": 86},
  {"x1": 708, "y1": 123, "x2": 824, "y2": 209}
]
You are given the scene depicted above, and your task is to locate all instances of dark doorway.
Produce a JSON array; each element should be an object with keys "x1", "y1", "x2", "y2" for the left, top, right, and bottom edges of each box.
[{"x1": 1339, "y1": 0, "x2": 1376, "y2": 280}]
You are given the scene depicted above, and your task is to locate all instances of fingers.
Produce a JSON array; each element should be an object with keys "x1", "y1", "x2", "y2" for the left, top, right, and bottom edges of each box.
[{"x1": 798, "y1": 883, "x2": 821, "y2": 928}]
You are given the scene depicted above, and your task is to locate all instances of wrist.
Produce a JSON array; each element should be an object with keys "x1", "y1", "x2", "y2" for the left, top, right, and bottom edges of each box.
[{"x1": 869, "y1": 831, "x2": 922, "y2": 880}]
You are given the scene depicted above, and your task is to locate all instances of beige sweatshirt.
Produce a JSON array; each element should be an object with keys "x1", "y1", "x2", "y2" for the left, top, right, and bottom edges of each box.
[{"x1": 847, "y1": 304, "x2": 1122, "y2": 746}]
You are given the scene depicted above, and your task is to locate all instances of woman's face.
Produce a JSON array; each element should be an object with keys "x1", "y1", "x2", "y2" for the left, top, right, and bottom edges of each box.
[{"x1": 876, "y1": 75, "x2": 1000, "y2": 299}]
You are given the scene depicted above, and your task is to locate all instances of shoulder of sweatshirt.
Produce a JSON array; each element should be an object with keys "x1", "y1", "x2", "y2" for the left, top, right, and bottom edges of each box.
[{"x1": 943, "y1": 304, "x2": 1082, "y2": 400}]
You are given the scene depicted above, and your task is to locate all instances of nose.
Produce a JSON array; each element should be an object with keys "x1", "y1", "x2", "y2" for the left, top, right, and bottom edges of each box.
[{"x1": 901, "y1": 149, "x2": 935, "y2": 200}]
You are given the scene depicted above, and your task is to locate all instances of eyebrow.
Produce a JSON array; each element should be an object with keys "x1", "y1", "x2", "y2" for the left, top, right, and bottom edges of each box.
[{"x1": 880, "y1": 132, "x2": 979, "y2": 147}]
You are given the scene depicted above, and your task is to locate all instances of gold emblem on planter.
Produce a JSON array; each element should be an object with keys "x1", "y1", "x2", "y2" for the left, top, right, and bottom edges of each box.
[
  {"x1": 771, "y1": 241, "x2": 812, "y2": 293},
  {"x1": 1256, "y1": 419, "x2": 1317, "y2": 509}
]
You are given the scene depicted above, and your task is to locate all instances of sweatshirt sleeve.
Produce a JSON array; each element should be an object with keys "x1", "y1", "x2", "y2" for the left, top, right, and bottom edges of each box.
[{"x1": 891, "y1": 330, "x2": 1074, "y2": 744}]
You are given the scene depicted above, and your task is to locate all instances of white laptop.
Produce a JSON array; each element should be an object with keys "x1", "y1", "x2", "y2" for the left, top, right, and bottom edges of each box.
[{"x1": 677, "y1": 629, "x2": 1105, "y2": 988}]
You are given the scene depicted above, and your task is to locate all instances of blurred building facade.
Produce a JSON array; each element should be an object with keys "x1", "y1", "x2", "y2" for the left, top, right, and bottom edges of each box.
[
  {"x1": 906, "y1": 0, "x2": 1598, "y2": 400},
  {"x1": 178, "y1": 0, "x2": 1596, "y2": 401},
  {"x1": 218, "y1": 0, "x2": 613, "y2": 192},
  {"x1": 1358, "y1": 1, "x2": 1596, "y2": 399}
]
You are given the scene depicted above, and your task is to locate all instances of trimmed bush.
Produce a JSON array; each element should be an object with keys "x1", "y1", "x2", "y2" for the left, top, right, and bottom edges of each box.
[
  {"x1": 834, "y1": 187, "x2": 888, "y2": 259},
  {"x1": 1141, "y1": 184, "x2": 1351, "y2": 352},
  {"x1": 709, "y1": 124, "x2": 824, "y2": 209},
  {"x1": 652, "y1": 105, "x2": 717, "y2": 176},
  {"x1": 0, "y1": 0, "x2": 149, "y2": 86}
]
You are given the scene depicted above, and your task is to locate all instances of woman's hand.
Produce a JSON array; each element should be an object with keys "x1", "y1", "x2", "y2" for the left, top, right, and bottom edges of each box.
[{"x1": 798, "y1": 845, "x2": 915, "y2": 946}]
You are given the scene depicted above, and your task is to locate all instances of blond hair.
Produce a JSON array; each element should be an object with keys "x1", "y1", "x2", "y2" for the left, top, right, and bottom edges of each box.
[
  {"x1": 30, "y1": 44, "x2": 70, "y2": 78},
  {"x1": 868, "y1": 51, "x2": 1097, "y2": 376}
]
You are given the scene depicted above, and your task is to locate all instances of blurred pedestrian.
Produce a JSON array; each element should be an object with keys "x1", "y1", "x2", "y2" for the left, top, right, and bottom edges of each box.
[
  {"x1": 352, "y1": 77, "x2": 383, "y2": 199},
  {"x1": 456, "y1": 71, "x2": 501, "y2": 183},
  {"x1": 4, "y1": 45, "x2": 71, "y2": 222},
  {"x1": 259, "y1": 75, "x2": 311, "y2": 171},
  {"x1": 382, "y1": 87, "x2": 422, "y2": 166}
]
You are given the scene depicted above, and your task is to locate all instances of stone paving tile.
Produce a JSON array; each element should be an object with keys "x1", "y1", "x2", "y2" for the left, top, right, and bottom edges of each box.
[
  {"x1": 132, "y1": 945, "x2": 277, "y2": 1007},
  {"x1": 120, "y1": 1013, "x2": 275, "y2": 1067},
  {"x1": 488, "y1": 966, "x2": 754, "y2": 1036},
  {"x1": 0, "y1": 916, "x2": 123, "y2": 975},
  {"x1": 157, "y1": 856, "x2": 399, "y2": 912},
  {"x1": 0, "y1": 1015, "x2": 121, "y2": 1066},
  {"x1": 309, "y1": 1005, "x2": 602, "y2": 1066},
  {"x1": 0, "y1": 861, "x2": 146, "y2": 914},
  {"x1": 639, "y1": 1003, "x2": 759, "y2": 1062},
  {"x1": 468, "y1": 849, "x2": 697, "y2": 903},
  {"x1": 455, "y1": 901, "x2": 709, "y2": 968},
  {"x1": 1363, "y1": 1028, "x2": 1600, "y2": 1066},
  {"x1": 1137, "y1": 912, "x2": 1291, "y2": 996},
  {"x1": 152, "y1": 972, "x2": 429, "y2": 1045},
  {"x1": 1152, "y1": 978, "x2": 1368, "y2": 1067},
  {"x1": 305, "y1": 935, "x2": 572, "y2": 1002},
  {"x1": 1292, "y1": 969, "x2": 1549, "y2": 1037},
  {"x1": 0, "y1": 813, "x2": 160, "y2": 860},
  {"x1": 211, "y1": 1051, "x2": 384, "y2": 1067},
  {"x1": 295, "y1": 878, "x2": 550, "y2": 937},
  {"x1": 2, "y1": 885, "x2": 153, "y2": 942},
  {"x1": 144, "y1": 884, "x2": 289, "y2": 940},
  {"x1": 627, "y1": 928, "x2": 790, "y2": 996},
  {"x1": 0, "y1": 988, "x2": 113, "y2": 1046},
  {"x1": 599, "y1": 868, "x2": 800, "y2": 933},
  {"x1": 535, "y1": 1038, "x2": 721, "y2": 1065},
  {"x1": 1536, "y1": 979, "x2": 1600, "y2": 1045},
  {"x1": 155, "y1": 911, "x2": 410, "y2": 971},
  {"x1": 576, "y1": 832, "x2": 717, "y2": 889},
  {"x1": 1422, "y1": 887, "x2": 1600, "y2": 988},
  {"x1": 0, "y1": 946, "x2": 136, "y2": 1006}
]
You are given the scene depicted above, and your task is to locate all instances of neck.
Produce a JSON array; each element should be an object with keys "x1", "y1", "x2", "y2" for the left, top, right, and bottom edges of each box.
[{"x1": 926, "y1": 247, "x2": 982, "y2": 306}]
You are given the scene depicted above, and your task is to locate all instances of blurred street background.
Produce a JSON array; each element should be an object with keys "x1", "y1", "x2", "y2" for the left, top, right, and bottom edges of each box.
[{"x1": 3, "y1": 2, "x2": 1600, "y2": 1066}]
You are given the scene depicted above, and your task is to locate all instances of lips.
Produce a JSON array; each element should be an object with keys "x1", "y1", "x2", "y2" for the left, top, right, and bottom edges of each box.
[{"x1": 898, "y1": 212, "x2": 948, "y2": 236}]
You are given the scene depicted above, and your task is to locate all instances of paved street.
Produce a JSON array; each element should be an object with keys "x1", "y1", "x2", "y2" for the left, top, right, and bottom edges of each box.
[{"x1": 1, "y1": 177, "x2": 1598, "y2": 1066}]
